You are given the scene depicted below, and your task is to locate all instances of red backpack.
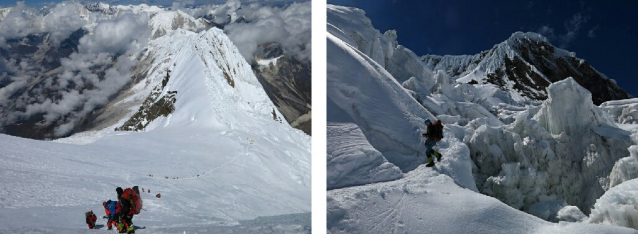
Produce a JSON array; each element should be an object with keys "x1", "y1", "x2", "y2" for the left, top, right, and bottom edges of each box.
[{"x1": 121, "y1": 187, "x2": 143, "y2": 214}]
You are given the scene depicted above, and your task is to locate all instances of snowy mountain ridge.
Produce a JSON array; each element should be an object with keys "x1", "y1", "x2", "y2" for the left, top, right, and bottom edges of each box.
[{"x1": 109, "y1": 27, "x2": 286, "y2": 134}]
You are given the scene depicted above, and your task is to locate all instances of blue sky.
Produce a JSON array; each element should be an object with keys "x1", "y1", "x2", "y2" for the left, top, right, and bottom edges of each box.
[{"x1": 329, "y1": 0, "x2": 638, "y2": 97}]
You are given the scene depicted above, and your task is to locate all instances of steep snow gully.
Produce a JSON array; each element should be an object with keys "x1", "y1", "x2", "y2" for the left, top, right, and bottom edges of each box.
[{"x1": 327, "y1": 4, "x2": 638, "y2": 233}]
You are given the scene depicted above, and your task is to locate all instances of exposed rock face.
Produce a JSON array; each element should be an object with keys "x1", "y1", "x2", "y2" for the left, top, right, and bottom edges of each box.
[
  {"x1": 84, "y1": 3, "x2": 117, "y2": 15},
  {"x1": 252, "y1": 43, "x2": 311, "y2": 135},
  {"x1": 422, "y1": 32, "x2": 632, "y2": 105},
  {"x1": 116, "y1": 71, "x2": 176, "y2": 132}
]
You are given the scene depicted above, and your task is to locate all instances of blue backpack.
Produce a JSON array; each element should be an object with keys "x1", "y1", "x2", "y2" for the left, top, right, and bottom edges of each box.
[{"x1": 104, "y1": 200, "x2": 118, "y2": 219}]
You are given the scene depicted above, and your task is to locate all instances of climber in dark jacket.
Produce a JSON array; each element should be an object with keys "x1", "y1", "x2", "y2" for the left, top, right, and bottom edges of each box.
[
  {"x1": 116, "y1": 187, "x2": 135, "y2": 233},
  {"x1": 422, "y1": 119, "x2": 443, "y2": 167}
]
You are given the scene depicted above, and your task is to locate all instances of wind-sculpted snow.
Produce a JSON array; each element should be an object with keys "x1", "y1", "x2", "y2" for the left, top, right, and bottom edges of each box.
[
  {"x1": 589, "y1": 177, "x2": 638, "y2": 230},
  {"x1": 327, "y1": 123, "x2": 402, "y2": 190},
  {"x1": 327, "y1": 33, "x2": 435, "y2": 171}
]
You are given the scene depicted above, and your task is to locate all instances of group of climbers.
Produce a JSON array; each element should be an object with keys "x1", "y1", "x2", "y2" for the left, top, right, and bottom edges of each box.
[{"x1": 85, "y1": 186, "x2": 143, "y2": 233}]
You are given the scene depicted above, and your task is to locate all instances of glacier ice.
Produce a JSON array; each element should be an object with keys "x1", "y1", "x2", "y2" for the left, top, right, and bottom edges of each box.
[
  {"x1": 589, "y1": 178, "x2": 638, "y2": 229},
  {"x1": 468, "y1": 78, "x2": 631, "y2": 215},
  {"x1": 609, "y1": 146, "x2": 638, "y2": 188},
  {"x1": 601, "y1": 98, "x2": 638, "y2": 124}
]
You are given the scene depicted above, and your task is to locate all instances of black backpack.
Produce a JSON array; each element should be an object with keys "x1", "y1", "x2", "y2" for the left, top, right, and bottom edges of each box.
[{"x1": 428, "y1": 120, "x2": 443, "y2": 141}]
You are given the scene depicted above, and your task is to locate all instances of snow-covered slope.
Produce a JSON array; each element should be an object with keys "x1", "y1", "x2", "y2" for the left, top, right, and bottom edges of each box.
[
  {"x1": 328, "y1": 165, "x2": 635, "y2": 234},
  {"x1": 327, "y1": 122, "x2": 402, "y2": 189},
  {"x1": 0, "y1": 17, "x2": 310, "y2": 234},
  {"x1": 120, "y1": 27, "x2": 287, "y2": 131},
  {"x1": 327, "y1": 4, "x2": 638, "y2": 232}
]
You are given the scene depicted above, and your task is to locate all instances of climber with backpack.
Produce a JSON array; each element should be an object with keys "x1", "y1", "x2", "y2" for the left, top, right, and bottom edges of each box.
[
  {"x1": 422, "y1": 119, "x2": 444, "y2": 167},
  {"x1": 102, "y1": 200, "x2": 119, "y2": 230},
  {"x1": 116, "y1": 186, "x2": 143, "y2": 234},
  {"x1": 85, "y1": 210, "x2": 97, "y2": 229}
]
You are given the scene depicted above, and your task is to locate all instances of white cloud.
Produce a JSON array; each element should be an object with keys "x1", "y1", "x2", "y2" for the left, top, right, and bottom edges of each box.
[
  {"x1": 588, "y1": 25, "x2": 599, "y2": 38},
  {"x1": 79, "y1": 10, "x2": 150, "y2": 54},
  {"x1": 537, "y1": 25, "x2": 555, "y2": 39},
  {"x1": 0, "y1": 1, "x2": 88, "y2": 47},
  {"x1": 41, "y1": 2, "x2": 87, "y2": 43},
  {"x1": 222, "y1": 1, "x2": 311, "y2": 62},
  {"x1": 0, "y1": 3, "x2": 151, "y2": 137},
  {"x1": 536, "y1": 12, "x2": 590, "y2": 49},
  {"x1": 559, "y1": 12, "x2": 589, "y2": 48}
]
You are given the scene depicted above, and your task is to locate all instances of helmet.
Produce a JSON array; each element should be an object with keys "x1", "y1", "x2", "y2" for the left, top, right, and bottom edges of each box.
[{"x1": 424, "y1": 119, "x2": 431, "y2": 125}]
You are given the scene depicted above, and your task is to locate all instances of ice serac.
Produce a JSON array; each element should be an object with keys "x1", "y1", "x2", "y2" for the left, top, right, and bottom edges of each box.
[
  {"x1": 327, "y1": 5, "x2": 434, "y2": 89},
  {"x1": 600, "y1": 98, "x2": 638, "y2": 124},
  {"x1": 533, "y1": 77, "x2": 617, "y2": 136},
  {"x1": 468, "y1": 77, "x2": 631, "y2": 216},
  {"x1": 422, "y1": 32, "x2": 632, "y2": 105},
  {"x1": 327, "y1": 122, "x2": 402, "y2": 190},
  {"x1": 609, "y1": 146, "x2": 638, "y2": 188}
]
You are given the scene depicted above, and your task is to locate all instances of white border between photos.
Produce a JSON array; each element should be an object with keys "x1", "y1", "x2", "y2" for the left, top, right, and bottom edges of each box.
[{"x1": 311, "y1": 0, "x2": 327, "y2": 232}]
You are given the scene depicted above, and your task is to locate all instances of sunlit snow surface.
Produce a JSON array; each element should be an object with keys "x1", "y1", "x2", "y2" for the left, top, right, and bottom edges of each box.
[{"x1": 0, "y1": 24, "x2": 309, "y2": 233}]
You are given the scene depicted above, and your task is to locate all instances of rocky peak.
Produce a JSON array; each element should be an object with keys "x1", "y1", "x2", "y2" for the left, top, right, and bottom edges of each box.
[{"x1": 422, "y1": 32, "x2": 632, "y2": 105}]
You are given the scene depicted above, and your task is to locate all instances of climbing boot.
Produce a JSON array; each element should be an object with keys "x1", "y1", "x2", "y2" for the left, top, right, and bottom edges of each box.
[
  {"x1": 425, "y1": 156, "x2": 435, "y2": 167},
  {"x1": 434, "y1": 151, "x2": 442, "y2": 162}
]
